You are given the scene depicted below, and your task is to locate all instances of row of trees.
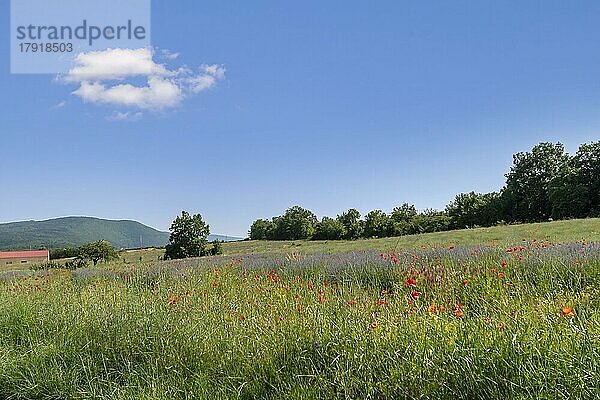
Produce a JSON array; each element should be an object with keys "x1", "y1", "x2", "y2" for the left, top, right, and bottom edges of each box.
[
  {"x1": 249, "y1": 141, "x2": 600, "y2": 240},
  {"x1": 250, "y1": 205, "x2": 452, "y2": 240}
]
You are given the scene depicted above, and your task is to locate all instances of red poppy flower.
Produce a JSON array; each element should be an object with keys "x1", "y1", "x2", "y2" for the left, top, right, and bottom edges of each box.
[{"x1": 561, "y1": 307, "x2": 575, "y2": 317}]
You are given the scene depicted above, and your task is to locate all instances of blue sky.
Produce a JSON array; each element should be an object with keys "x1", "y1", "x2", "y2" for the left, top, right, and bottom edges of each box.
[{"x1": 1, "y1": 1, "x2": 600, "y2": 237}]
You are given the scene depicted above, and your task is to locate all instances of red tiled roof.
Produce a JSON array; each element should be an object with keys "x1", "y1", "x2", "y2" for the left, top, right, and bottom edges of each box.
[{"x1": 0, "y1": 250, "x2": 49, "y2": 260}]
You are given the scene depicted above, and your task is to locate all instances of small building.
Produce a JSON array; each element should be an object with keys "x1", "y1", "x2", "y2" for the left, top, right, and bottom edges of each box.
[{"x1": 0, "y1": 250, "x2": 49, "y2": 267}]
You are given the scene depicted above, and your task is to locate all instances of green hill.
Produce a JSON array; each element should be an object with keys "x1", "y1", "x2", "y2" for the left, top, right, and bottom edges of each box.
[
  {"x1": 0, "y1": 217, "x2": 170, "y2": 250},
  {"x1": 220, "y1": 218, "x2": 600, "y2": 255}
]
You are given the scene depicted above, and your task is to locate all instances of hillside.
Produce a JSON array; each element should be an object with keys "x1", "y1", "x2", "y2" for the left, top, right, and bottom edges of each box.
[
  {"x1": 0, "y1": 217, "x2": 170, "y2": 250},
  {"x1": 220, "y1": 218, "x2": 600, "y2": 255}
]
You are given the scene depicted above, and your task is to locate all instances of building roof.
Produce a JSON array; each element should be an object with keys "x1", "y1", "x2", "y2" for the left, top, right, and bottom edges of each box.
[{"x1": 0, "y1": 250, "x2": 49, "y2": 260}]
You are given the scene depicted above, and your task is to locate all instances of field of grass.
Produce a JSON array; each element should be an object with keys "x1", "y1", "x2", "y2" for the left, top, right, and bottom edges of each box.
[
  {"x1": 1, "y1": 219, "x2": 599, "y2": 399},
  {"x1": 220, "y1": 218, "x2": 600, "y2": 255}
]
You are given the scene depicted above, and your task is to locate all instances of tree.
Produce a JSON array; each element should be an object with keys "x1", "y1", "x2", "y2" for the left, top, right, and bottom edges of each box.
[
  {"x1": 272, "y1": 206, "x2": 317, "y2": 240},
  {"x1": 573, "y1": 141, "x2": 600, "y2": 216},
  {"x1": 337, "y1": 209, "x2": 363, "y2": 240},
  {"x1": 79, "y1": 240, "x2": 118, "y2": 266},
  {"x1": 313, "y1": 217, "x2": 345, "y2": 240},
  {"x1": 249, "y1": 219, "x2": 276, "y2": 240},
  {"x1": 363, "y1": 210, "x2": 390, "y2": 238},
  {"x1": 549, "y1": 141, "x2": 600, "y2": 219},
  {"x1": 548, "y1": 162, "x2": 589, "y2": 219},
  {"x1": 414, "y1": 209, "x2": 450, "y2": 233},
  {"x1": 164, "y1": 211, "x2": 210, "y2": 259},
  {"x1": 209, "y1": 240, "x2": 224, "y2": 255},
  {"x1": 446, "y1": 192, "x2": 502, "y2": 229},
  {"x1": 502, "y1": 142, "x2": 569, "y2": 222},
  {"x1": 389, "y1": 203, "x2": 418, "y2": 236}
]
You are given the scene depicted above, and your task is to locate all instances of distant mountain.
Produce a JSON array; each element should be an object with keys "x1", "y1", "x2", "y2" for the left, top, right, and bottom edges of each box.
[
  {"x1": 208, "y1": 234, "x2": 244, "y2": 242},
  {"x1": 0, "y1": 217, "x2": 170, "y2": 250},
  {"x1": 0, "y1": 217, "x2": 244, "y2": 251}
]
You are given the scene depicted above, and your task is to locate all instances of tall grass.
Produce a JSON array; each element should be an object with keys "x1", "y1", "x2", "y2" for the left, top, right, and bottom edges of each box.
[{"x1": 0, "y1": 242, "x2": 599, "y2": 399}]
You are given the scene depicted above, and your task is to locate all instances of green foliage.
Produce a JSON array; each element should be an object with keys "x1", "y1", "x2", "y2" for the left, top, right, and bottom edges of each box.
[
  {"x1": 414, "y1": 209, "x2": 451, "y2": 233},
  {"x1": 313, "y1": 217, "x2": 345, "y2": 240},
  {"x1": 389, "y1": 203, "x2": 419, "y2": 235},
  {"x1": 363, "y1": 210, "x2": 390, "y2": 238},
  {"x1": 64, "y1": 258, "x2": 89, "y2": 270},
  {"x1": 210, "y1": 240, "x2": 223, "y2": 256},
  {"x1": 79, "y1": 240, "x2": 119, "y2": 266},
  {"x1": 30, "y1": 261, "x2": 62, "y2": 271},
  {"x1": 575, "y1": 141, "x2": 600, "y2": 215},
  {"x1": 550, "y1": 141, "x2": 600, "y2": 219},
  {"x1": 272, "y1": 206, "x2": 318, "y2": 240},
  {"x1": 49, "y1": 247, "x2": 80, "y2": 260},
  {"x1": 503, "y1": 142, "x2": 569, "y2": 222},
  {"x1": 164, "y1": 211, "x2": 210, "y2": 260},
  {"x1": 337, "y1": 209, "x2": 363, "y2": 239},
  {"x1": 446, "y1": 192, "x2": 502, "y2": 229},
  {"x1": 249, "y1": 219, "x2": 275, "y2": 240}
]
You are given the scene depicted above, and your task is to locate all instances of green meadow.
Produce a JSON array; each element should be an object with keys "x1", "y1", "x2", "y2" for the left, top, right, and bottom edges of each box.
[{"x1": 1, "y1": 219, "x2": 599, "y2": 399}]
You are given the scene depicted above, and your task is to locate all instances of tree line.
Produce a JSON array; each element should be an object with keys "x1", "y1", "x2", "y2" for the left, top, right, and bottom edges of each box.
[{"x1": 249, "y1": 141, "x2": 600, "y2": 240}]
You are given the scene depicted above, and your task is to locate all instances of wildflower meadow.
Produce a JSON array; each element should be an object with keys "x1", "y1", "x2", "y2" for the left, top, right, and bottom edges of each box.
[{"x1": 0, "y1": 237, "x2": 599, "y2": 399}]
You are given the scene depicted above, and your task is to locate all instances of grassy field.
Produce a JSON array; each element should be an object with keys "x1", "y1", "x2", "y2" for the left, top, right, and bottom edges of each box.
[
  {"x1": 1, "y1": 219, "x2": 599, "y2": 399},
  {"x1": 116, "y1": 218, "x2": 600, "y2": 264},
  {"x1": 220, "y1": 218, "x2": 600, "y2": 255}
]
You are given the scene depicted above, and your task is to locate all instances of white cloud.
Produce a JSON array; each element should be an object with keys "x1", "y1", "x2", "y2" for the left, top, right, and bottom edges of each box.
[
  {"x1": 64, "y1": 48, "x2": 168, "y2": 82},
  {"x1": 62, "y1": 48, "x2": 225, "y2": 112},
  {"x1": 161, "y1": 49, "x2": 180, "y2": 60},
  {"x1": 51, "y1": 100, "x2": 66, "y2": 110},
  {"x1": 74, "y1": 77, "x2": 182, "y2": 109},
  {"x1": 187, "y1": 64, "x2": 227, "y2": 93},
  {"x1": 106, "y1": 111, "x2": 144, "y2": 122}
]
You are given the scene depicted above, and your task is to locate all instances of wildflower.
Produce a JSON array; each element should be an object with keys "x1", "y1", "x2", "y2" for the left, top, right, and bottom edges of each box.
[
  {"x1": 376, "y1": 299, "x2": 388, "y2": 306},
  {"x1": 439, "y1": 306, "x2": 446, "y2": 312},
  {"x1": 498, "y1": 272, "x2": 505, "y2": 278},
  {"x1": 405, "y1": 278, "x2": 417, "y2": 287},
  {"x1": 411, "y1": 291, "x2": 421, "y2": 299},
  {"x1": 462, "y1": 279, "x2": 469, "y2": 285},
  {"x1": 427, "y1": 304, "x2": 438, "y2": 314},
  {"x1": 501, "y1": 261, "x2": 507, "y2": 267},
  {"x1": 318, "y1": 292, "x2": 326, "y2": 303},
  {"x1": 370, "y1": 321, "x2": 379, "y2": 330},
  {"x1": 496, "y1": 323, "x2": 505, "y2": 329},
  {"x1": 490, "y1": 268, "x2": 497, "y2": 273},
  {"x1": 561, "y1": 307, "x2": 575, "y2": 317},
  {"x1": 212, "y1": 281, "x2": 218, "y2": 287},
  {"x1": 347, "y1": 299, "x2": 357, "y2": 307},
  {"x1": 454, "y1": 303, "x2": 464, "y2": 317},
  {"x1": 295, "y1": 293, "x2": 301, "y2": 299},
  {"x1": 238, "y1": 314, "x2": 246, "y2": 321},
  {"x1": 449, "y1": 246, "x2": 455, "y2": 250}
]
